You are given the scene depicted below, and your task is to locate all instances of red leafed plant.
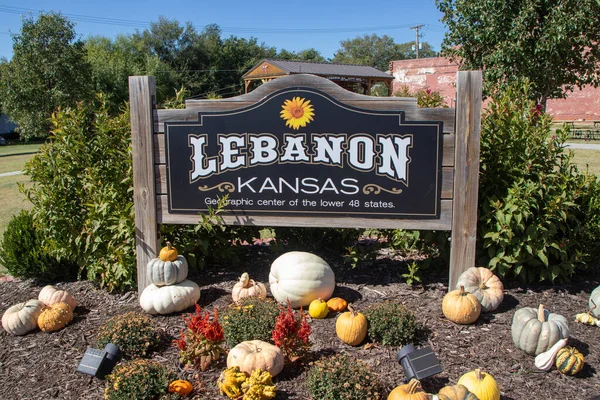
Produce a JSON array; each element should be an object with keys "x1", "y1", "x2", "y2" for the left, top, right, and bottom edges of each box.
[
  {"x1": 271, "y1": 300, "x2": 312, "y2": 362},
  {"x1": 174, "y1": 305, "x2": 226, "y2": 371}
]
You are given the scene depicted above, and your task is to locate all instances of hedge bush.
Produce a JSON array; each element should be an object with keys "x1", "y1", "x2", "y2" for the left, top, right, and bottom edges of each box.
[
  {"x1": 22, "y1": 97, "x2": 136, "y2": 291},
  {"x1": 0, "y1": 210, "x2": 77, "y2": 280},
  {"x1": 477, "y1": 80, "x2": 600, "y2": 282}
]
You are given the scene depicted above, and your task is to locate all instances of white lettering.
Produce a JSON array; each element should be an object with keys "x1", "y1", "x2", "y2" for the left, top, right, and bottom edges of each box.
[
  {"x1": 312, "y1": 135, "x2": 345, "y2": 165},
  {"x1": 249, "y1": 135, "x2": 278, "y2": 165},
  {"x1": 219, "y1": 135, "x2": 246, "y2": 171},
  {"x1": 190, "y1": 136, "x2": 217, "y2": 180},
  {"x1": 378, "y1": 136, "x2": 411, "y2": 181},
  {"x1": 340, "y1": 178, "x2": 359, "y2": 195},
  {"x1": 348, "y1": 135, "x2": 374, "y2": 171},
  {"x1": 281, "y1": 135, "x2": 309, "y2": 162},
  {"x1": 301, "y1": 177, "x2": 320, "y2": 194},
  {"x1": 259, "y1": 177, "x2": 278, "y2": 193},
  {"x1": 238, "y1": 177, "x2": 257, "y2": 193},
  {"x1": 319, "y1": 178, "x2": 340, "y2": 194}
]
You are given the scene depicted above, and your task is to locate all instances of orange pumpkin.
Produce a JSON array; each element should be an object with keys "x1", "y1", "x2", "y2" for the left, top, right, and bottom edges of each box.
[
  {"x1": 442, "y1": 286, "x2": 481, "y2": 324},
  {"x1": 388, "y1": 379, "x2": 430, "y2": 400},
  {"x1": 159, "y1": 242, "x2": 178, "y2": 262},
  {"x1": 327, "y1": 297, "x2": 348, "y2": 312},
  {"x1": 169, "y1": 379, "x2": 193, "y2": 396},
  {"x1": 38, "y1": 302, "x2": 73, "y2": 332},
  {"x1": 335, "y1": 305, "x2": 367, "y2": 346}
]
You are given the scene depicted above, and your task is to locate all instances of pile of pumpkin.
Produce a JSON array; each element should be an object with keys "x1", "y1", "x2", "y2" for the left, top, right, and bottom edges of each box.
[
  {"x1": 2, "y1": 285, "x2": 77, "y2": 335},
  {"x1": 140, "y1": 245, "x2": 368, "y2": 347},
  {"x1": 390, "y1": 369, "x2": 499, "y2": 400},
  {"x1": 442, "y1": 266, "x2": 586, "y2": 377}
]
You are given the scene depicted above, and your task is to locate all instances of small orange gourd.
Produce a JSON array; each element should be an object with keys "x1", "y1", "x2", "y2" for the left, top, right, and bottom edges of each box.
[
  {"x1": 159, "y1": 241, "x2": 178, "y2": 262},
  {"x1": 38, "y1": 302, "x2": 73, "y2": 332},
  {"x1": 335, "y1": 305, "x2": 367, "y2": 346},
  {"x1": 169, "y1": 379, "x2": 194, "y2": 396},
  {"x1": 327, "y1": 297, "x2": 348, "y2": 312}
]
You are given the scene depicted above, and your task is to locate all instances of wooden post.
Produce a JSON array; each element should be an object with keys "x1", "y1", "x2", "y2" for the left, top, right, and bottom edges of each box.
[
  {"x1": 449, "y1": 71, "x2": 482, "y2": 289},
  {"x1": 129, "y1": 76, "x2": 158, "y2": 296}
]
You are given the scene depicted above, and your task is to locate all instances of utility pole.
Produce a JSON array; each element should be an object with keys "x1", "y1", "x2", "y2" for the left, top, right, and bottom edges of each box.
[{"x1": 410, "y1": 24, "x2": 424, "y2": 59}]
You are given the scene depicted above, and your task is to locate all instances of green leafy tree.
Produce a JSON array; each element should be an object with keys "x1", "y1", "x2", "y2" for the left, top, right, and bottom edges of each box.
[
  {"x1": 85, "y1": 34, "x2": 177, "y2": 112},
  {"x1": 276, "y1": 48, "x2": 327, "y2": 62},
  {"x1": 436, "y1": 0, "x2": 600, "y2": 108},
  {"x1": 333, "y1": 34, "x2": 436, "y2": 71},
  {"x1": 396, "y1": 41, "x2": 437, "y2": 59},
  {"x1": 0, "y1": 12, "x2": 93, "y2": 140}
]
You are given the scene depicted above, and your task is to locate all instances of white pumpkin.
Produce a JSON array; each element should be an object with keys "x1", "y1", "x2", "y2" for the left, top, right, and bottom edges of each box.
[
  {"x1": 139, "y1": 279, "x2": 200, "y2": 314},
  {"x1": 227, "y1": 340, "x2": 284, "y2": 377},
  {"x1": 38, "y1": 285, "x2": 77, "y2": 310},
  {"x1": 2, "y1": 299, "x2": 45, "y2": 335},
  {"x1": 146, "y1": 255, "x2": 188, "y2": 286},
  {"x1": 269, "y1": 251, "x2": 335, "y2": 308},
  {"x1": 232, "y1": 272, "x2": 267, "y2": 302}
]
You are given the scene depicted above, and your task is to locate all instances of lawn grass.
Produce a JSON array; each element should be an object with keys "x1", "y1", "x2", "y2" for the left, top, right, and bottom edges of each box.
[
  {"x1": 0, "y1": 142, "x2": 42, "y2": 156},
  {"x1": 569, "y1": 149, "x2": 600, "y2": 176},
  {"x1": 0, "y1": 151, "x2": 36, "y2": 275},
  {"x1": 0, "y1": 154, "x2": 33, "y2": 174}
]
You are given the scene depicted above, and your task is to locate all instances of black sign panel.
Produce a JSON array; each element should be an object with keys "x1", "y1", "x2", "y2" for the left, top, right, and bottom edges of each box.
[{"x1": 165, "y1": 87, "x2": 443, "y2": 218}]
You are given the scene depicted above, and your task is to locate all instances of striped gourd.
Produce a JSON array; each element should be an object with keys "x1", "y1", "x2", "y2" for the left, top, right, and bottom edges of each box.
[{"x1": 555, "y1": 347, "x2": 584, "y2": 375}]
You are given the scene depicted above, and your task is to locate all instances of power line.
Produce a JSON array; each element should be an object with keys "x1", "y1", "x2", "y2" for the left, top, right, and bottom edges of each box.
[{"x1": 0, "y1": 5, "x2": 443, "y2": 36}]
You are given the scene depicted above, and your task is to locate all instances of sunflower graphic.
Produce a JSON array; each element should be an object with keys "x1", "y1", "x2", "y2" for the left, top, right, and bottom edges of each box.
[{"x1": 280, "y1": 97, "x2": 315, "y2": 130}]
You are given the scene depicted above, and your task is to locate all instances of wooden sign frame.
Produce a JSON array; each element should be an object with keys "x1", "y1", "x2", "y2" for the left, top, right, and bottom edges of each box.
[{"x1": 129, "y1": 72, "x2": 482, "y2": 295}]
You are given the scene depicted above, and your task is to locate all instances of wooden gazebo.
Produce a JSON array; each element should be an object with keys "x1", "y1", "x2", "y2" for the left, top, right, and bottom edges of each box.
[{"x1": 242, "y1": 59, "x2": 394, "y2": 95}]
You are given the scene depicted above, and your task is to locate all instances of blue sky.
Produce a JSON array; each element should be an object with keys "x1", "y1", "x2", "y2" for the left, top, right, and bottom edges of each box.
[{"x1": 0, "y1": 0, "x2": 447, "y2": 62}]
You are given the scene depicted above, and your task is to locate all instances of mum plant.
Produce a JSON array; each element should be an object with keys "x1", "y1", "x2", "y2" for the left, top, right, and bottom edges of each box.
[
  {"x1": 175, "y1": 305, "x2": 226, "y2": 371},
  {"x1": 96, "y1": 312, "x2": 160, "y2": 359},
  {"x1": 222, "y1": 297, "x2": 281, "y2": 348}
]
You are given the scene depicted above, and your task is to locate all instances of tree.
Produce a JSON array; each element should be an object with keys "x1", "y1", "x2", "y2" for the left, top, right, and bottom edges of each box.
[
  {"x1": 333, "y1": 34, "x2": 401, "y2": 71},
  {"x1": 436, "y1": 0, "x2": 600, "y2": 108},
  {"x1": 333, "y1": 34, "x2": 436, "y2": 71},
  {"x1": 396, "y1": 41, "x2": 437, "y2": 59},
  {"x1": 85, "y1": 34, "x2": 177, "y2": 112},
  {"x1": 276, "y1": 48, "x2": 327, "y2": 63},
  {"x1": 0, "y1": 12, "x2": 93, "y2": 140}
]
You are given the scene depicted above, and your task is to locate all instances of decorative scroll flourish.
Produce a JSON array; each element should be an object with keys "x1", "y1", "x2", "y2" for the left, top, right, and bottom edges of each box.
[
  {"x1": 197, "y1": 182, "x2": 236, "y2": 192},
  {"x1": 362, "y1": 184, "x2": 403, "y2": 195}
]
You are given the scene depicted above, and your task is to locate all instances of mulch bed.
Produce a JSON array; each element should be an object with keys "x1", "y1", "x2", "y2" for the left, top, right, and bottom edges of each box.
[{"x1": 1, "y1": 245, "x2": 599, "y2": 400}]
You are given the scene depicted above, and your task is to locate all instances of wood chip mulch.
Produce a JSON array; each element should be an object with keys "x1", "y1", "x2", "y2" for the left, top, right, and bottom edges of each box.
[{"x1": 1, "y1": 246, "x2": 599, "y2": 400}]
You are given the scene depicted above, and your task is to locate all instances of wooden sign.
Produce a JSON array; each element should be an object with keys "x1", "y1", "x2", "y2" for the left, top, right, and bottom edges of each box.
[
  {"x1": 164, "y1": 87, "x2": 443, "y2": 219},
  {"x1": 129, "y1": 73, "x2": 482, "y2": 294}
]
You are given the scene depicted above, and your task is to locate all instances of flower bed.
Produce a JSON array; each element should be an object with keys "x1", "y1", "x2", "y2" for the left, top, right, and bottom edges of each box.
[{"x1": 0, "y1": 247, "x2": 599, "y2": 399}]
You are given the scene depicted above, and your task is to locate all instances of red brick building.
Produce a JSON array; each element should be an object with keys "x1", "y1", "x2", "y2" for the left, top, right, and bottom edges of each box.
[{"x1": 389, "y1": 57, "x2": 600, "y2": 121}]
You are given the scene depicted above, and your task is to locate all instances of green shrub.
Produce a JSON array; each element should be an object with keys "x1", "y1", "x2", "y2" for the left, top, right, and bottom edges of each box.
[
  {"x1": 306, "y1": 353, "x2": 381, "y2": 400},
  {"x1": 222, "y1": 297, "x2": 281, "y2": 348},
  {"x1": 274, "y1": 227, "x2": 360, "y2": 254},
  {"x1": 0, "y1": 210, "x2": 77, "y2": 280},
  {"x1": 104, "y1": 359, "x2": 175, "y2": 400},
  {"x1": 22, "y1": 97, "x2": 136, "y2": 291},
  {"x1": 160, "y1": 196, "x2": 260, "y2": 271},
  {"x1": 477, "y1": 80, "x2": 600, "y2": 282},
  {"x1": 393, "y1": 84, "x2": 448, "y2": 108},
  {"x1": 96, "y1": 312, "x2": 161, "y2": 358},
  {"x1": 363, "y1": 302, "x2": 418, "y2": 346}
]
